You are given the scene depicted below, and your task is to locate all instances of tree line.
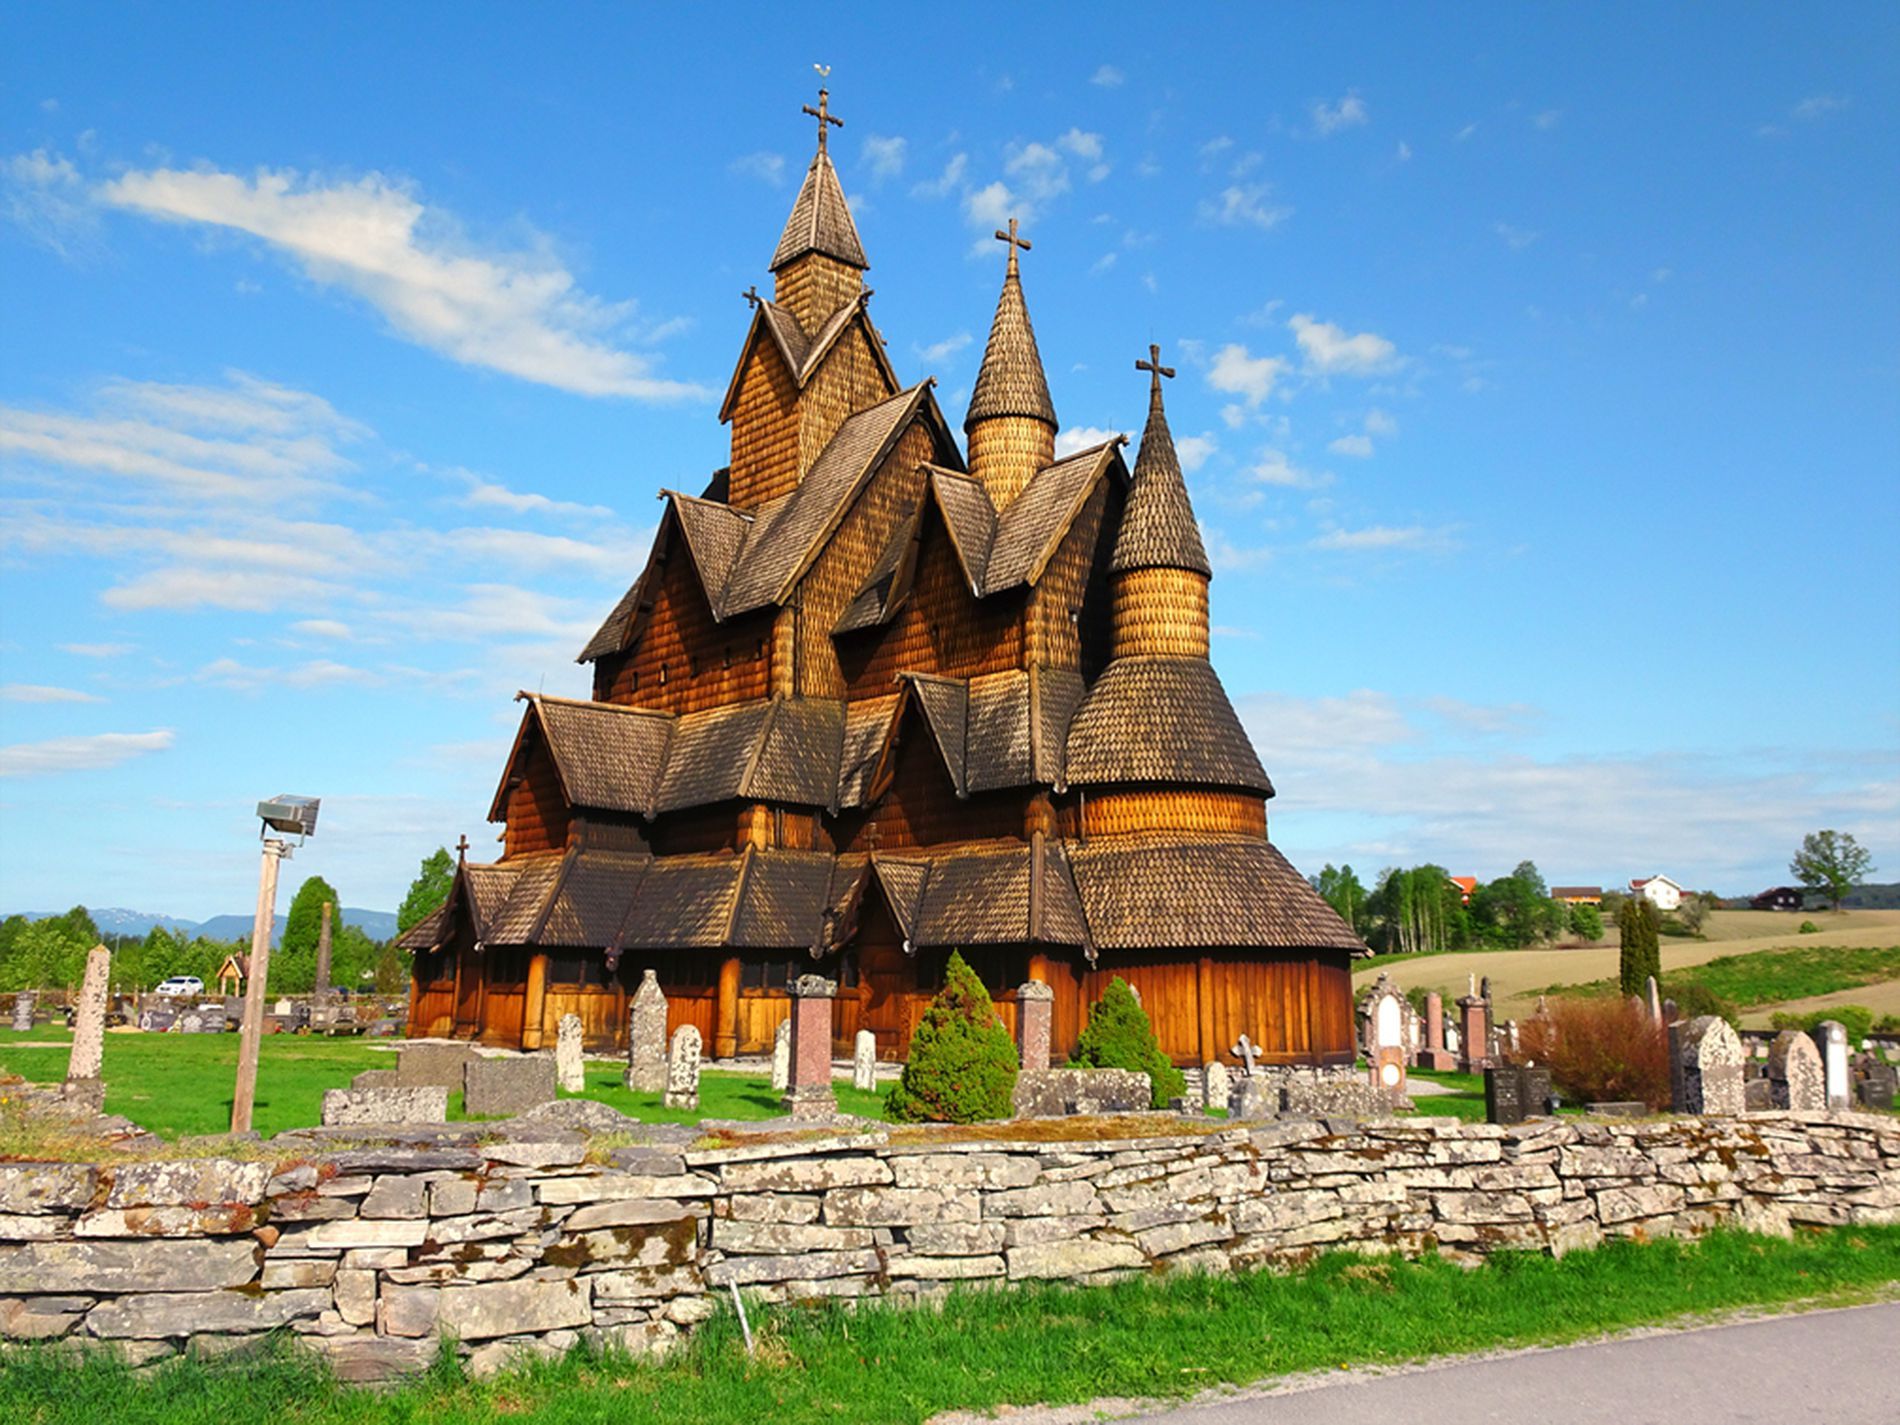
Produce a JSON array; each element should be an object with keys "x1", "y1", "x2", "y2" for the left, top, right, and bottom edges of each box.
[{"x1": 1311, "y1": 860, "x2": 1606, "y2": 955}]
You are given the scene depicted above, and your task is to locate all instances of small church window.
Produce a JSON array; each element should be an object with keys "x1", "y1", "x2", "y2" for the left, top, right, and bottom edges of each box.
[{"x1": 659, "y1": 663, "x2": 668, "y2": 685}]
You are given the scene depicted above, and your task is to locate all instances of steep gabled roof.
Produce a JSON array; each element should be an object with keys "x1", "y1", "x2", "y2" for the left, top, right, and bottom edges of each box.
[
  {"x1": 1111, "y1": 363, "x2": 1210, "y2": 577},
  {"x1": 578, "y1": 572, "x2": 646, "y2": 664},
  {"x1": 874, "y1": 668, "x2": 1083, "y2": 799},
  {"x1": 966, "y1": 253, "x2": 1055, "y2": 430},
  {"x1": 489, "y1": 694, "x2": 674, "y2": 821},
  {"x1": 1065, "y1": 657, "x2": 1273, "y2": 795},
  {"x1": 1069, "y1": 835, "x2": 1362, "y2": 951},
  {"x1": 893, "y1": 840, "x2": 1090, "y2": 949},
  {"x1": 984, "y1": 441, "x2": 1121, "y2": 591},
  {"x1": 771, "y1": 146, "x2": 868, "y2": 272},
  {"x1": 668, "y1": 493, "x2": 756, "y2": 609},
  {"x1": 531, "y1": 848, "x2": 652, "y2": 947},
  {"x1": 716, "y1": 294, "x2": 898, "y2": 424}
]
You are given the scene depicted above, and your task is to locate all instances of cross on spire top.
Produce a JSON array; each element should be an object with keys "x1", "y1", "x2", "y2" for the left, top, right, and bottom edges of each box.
[
  {"x1": 741, "y1": 284, "x2": 760, "y2": 307},
  {"x1": 1136, "y1": 343, "x2": 1175, "y2": 395},
  {"x1": 803, "y1": 86, "x2": 843, "y2": 154},
  {"x1": 455, "y1": 834, "x2": 469, "y2": 864},
  {"x1": 994, "y1": 217, "x2": 1031, "y2": 276}
]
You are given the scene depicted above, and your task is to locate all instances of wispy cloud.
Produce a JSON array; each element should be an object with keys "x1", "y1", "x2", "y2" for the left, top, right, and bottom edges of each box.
[
  {"x1": 728, "y1": 151, "x2": 785, "y2": 185},
  {"x1": 1792, "y1": 94, "x2": 1849, "y2": 121},
  {"x1": 1, "y1": 148, "x2": 99, "y2": 258},
  {"x1": 1206, "y1": 344, "x2": 1289, "y2": 407},
  {"x1": 59, "y1": 643, "x2": 132, "y2": 658},
  {"x1": 860, "y1": 134, "x2": 907, "y2": 180},
  {"x1": 1250, "y1": 449, "x2": 1330, "y2": 489},
  {"x1": 1, "y1": 683, "x2": 103, "y2": 704},
  {"x1": 1311, "y1": 524, "x2": 1456, "y2": 552},
  {"x1": 1090, "y1": 64, "x2": 1125, "y2": 88},
  {"x1": 1288, "y1": 314, "x2": 1401, "y2": 375},
  {"x1": 98, "y1": 164, "x2": 706, "y2": 400},
  {"x1": 455, "y1": 471, "x2": 611, "y2": 520},
  {"x1": 910, "y1": 153, "x2": 967, "y2": 200},
  {"x1": 1311, "y1": 91, "x2": 1370, "y2": 136},
  {"x1": 1494, "y1": 223, "x2": 1539, "y2": 250},
  {"x1": 915, "y1": 332, "x2": 972, "y2": 365},
  {"x1": 1327, "y1": 434, "x2": 1374, "y2": 458},
  {"x1": 0, "y1": 729, "x2": 174, "y2": 777},
  {"x1": 1054, "y1": 425, "x2": 1125, "y2": 458},
  {"x1": 1198, "y1": 183, "x2": 1291, "y2": 231}
]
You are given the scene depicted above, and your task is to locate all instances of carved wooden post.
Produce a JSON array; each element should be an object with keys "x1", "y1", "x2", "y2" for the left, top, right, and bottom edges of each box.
[
  {"x1": 1196, "y1": 955, "x2": 1217, "y2": 1066},
  {"x1": 521, "y1": 952, "x2": 550, "y2": 1050},
  {"x1": 715, "y1": 955, "x2": 742, "y2": 1060}
]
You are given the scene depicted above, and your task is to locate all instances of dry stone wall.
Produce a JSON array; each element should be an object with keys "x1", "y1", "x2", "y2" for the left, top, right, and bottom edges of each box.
[{"x1": 1, "y1": 1111, "x2": 1895, "y2": 1381}]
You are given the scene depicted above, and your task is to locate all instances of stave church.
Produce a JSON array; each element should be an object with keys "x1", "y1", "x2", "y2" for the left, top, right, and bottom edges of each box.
[{"x1": 398, "y1": 89, "x2": 1364, "y2": 1068}]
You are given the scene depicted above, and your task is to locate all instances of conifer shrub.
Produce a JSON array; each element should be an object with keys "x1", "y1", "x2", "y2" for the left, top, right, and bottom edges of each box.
[
  {"x1": 885, "y1": 950, "x2": 1019, "y2": 1123},
  {"x1": 1070, "y1": 976, "x2": 1186, "y2": 1108},
  {"x1": 1617, "y1": 898, "x2": 1662, "y2": 998}
]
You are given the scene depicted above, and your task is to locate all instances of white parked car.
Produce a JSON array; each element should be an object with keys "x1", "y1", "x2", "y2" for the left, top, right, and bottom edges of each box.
[{"x1": 152, "y1": 976, "x2": 204, "y2": 997}]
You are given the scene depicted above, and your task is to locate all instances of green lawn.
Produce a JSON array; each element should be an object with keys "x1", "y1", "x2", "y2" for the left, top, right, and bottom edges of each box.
[
  {"x1": 1404, "y1": 1066, "x2": 1488, "y2": 1121},
  {"x1": 1536, "y1": 943, "x2": 1900, "y2": 1011},
  {"x1": 3, "y1": 1226, "x2": 1896, "y2": 1424},
  {"x1": 0, "y1": 1029, "x2": 889, "y2": 1140}
]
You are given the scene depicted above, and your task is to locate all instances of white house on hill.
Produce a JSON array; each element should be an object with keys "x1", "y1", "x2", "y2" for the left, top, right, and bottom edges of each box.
[{"x1": 1631, "y1": 875, "x2": 1684, "y2": 912}]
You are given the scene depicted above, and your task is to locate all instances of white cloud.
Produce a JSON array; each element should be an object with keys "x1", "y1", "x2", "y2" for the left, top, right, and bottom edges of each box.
[
  {"x1": 860, "y1": 134, "x2": 907, "y2": 180},
  {"x1": 1494, "y1": 223, "x2": 1539, "y2": 250},
  {"x1": 196, "y1": 656, "x2": 380, "y2": 692},
  {"x1": 456, "y1": 471, "x2": 610, "y2": 520},
  {"x1": 910, "y1": 153, "x2": 967, "y2": 200},
  {"x1": 1364, "y1": 408, "x2": 1398, "y2": 437},
  {"x1": 292, "y1": 618, "x2": 354, "y2": 641},
  {"x1": 728, "y1": 151, "x2": 785, "y2": 185},
  {"x1": 1198, "y1": 184, "x2": 1291, "y2": 231},
  {"x1": 1056, "y1": 129, "x2": 1110, "y2": 182},
  {"x1": 1287, "y1": 314, "x2": 1401, "y2": 375},
  {"x1": 963, "y1": 180, "x2": 1023, "y2": 250},
  {"x1": 1175, "y1": 433, "x2": 1217, "y2": 473},
  {"x1": 0, "y1": 729, "x2": 174, "y2": 777},
  {"x1": 1090, "y1": 64, "x2": 1125, "y2": 88},
  {"x1": 1311, "y1": 91, "x2": 1370, "y2": 135},
  {"x1": 1054, "y1": 426, "x2": 1125, "y2": 458},
  {"x1": 1792, "y1": 94, "x2": 1849, "y2": 121},
  {"x1": 1, "y1": 683, "x2": 103, "y2": 703},
  {"x1": 1395, "y1": 141, "x2": 1413, "y2": 162},
  {"x1": 1327, "y1": 434, "x2": 1374, "y2": 458},
  {"x1": 101, "y1": 566, "x2": 348, "y2": 613},
  {"x1": 2, "y1": 147, "x2": 99, "y2": 258},
  {"x1": 1250, "y1": 449, "x2": 1329, "y2": 489},
  {"x1": 59, "y1": 643, "x2": 131, "y2": 657},
  {"x1": 1206, "y1": 344, "x2": 1289, "y2": 406},
  {"x1": 1533, "y1": 110, "x2": 1562, "y2": 130},
  {"x1": 915, "y1": 332, "x2": 972, "y2": 365},
  {"x1": 1089, "y1": 252, "x2": 1118, "y2": 275},
  {"x1": 1454, "y1": 123, "x2": 1478, "y2": 142},
  {"x1": 98, "y1": 165, "x2": 705, "y2": 401},
  {"x1": 1198, "y1": 136, "x2": 1235, "y2": 165},
  {"x1": 1311, "y1": 524, "x2": 1455, "y2": 552}
]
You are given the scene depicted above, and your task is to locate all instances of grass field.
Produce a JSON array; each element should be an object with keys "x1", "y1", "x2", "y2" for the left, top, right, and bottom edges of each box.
[
  {"x1": 2, "y1": 1225, "x2": 1895, "y2": 1425},
  {"x1": 1353, "y1": 909, "x2": 1900, "y2": 1024},
  {"x1": 1534, "y1": 943, "x2": 1900, "y2": 1018},
  {"x1": 0, "y1": 1029, "x2": 889, "y2": 1139}
]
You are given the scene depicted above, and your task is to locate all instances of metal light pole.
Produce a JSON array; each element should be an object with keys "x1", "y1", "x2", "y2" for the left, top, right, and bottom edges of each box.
[{"x1": 231, "y1": 796, "x2": 319, "y2": 1134}]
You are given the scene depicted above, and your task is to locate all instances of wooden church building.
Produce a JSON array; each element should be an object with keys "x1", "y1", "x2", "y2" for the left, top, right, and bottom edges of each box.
[{"x1": 399, "y1": 90, "x2": 1364, "y2": 1068}]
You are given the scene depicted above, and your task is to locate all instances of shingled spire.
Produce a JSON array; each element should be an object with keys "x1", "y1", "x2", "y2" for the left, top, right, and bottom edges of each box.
[
  {"x1": 771, "y1": 86, "x2": 868, "y2": 332},
  {"x1": 1109, "y1": 345, "x2": 1211, "y2": 659},
  {"x1": 964, "y1": 218, "x2": 1056, "y2": 506}
]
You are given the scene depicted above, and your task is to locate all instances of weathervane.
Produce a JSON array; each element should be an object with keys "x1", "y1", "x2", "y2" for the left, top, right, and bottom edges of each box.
[{"x1": 804, "y1": 67, "x2": 842, "y2": 154}]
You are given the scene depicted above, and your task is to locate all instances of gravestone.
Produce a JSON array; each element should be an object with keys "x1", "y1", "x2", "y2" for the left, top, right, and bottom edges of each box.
[
  {"x1": 1856, "y1": 1060, "x2": 1896, "y2": 1111},
  {"x1": 1485, "y1": 1065, "x2": 1528, "y2": 1125},
  {"x1": 1456, "y1": 994, "x2": 1489, "y2": 1072},
  {"x1": 626, "y1": 970, "x2": 668, "y2": 1093},
  {"x1": 1202, "y1": 1060, "x2": 1231, "y2": 1113},
  {"x1": 1014, "y1": 1068, "x2": 1152, "y2": 1118},
  {"x1": 784, "y1": 975, "x2": 837, "y2": 1119},
  {"x1": 1669, "y1": 1015, "x2": 1745, "y2": 1115},
  {"x1": 1810, "y1": 1021, "x2": 1851, "y2": 1109},
  {"x1": 1228, "y1": 1076, "x2": 1276, "y2": 1120},
  {"x1": 770, "y1": 1019, "x2": 791, "y2": 1092},
  {"x1": 1522, "y1": 1064, "x2": 1552, "y2": 1116},
  {"x1": 351, "y1": 1068, "x2": 399, "y2": 1090},
  {"x1": 554, "y1": 1013, "x2": 586, "y2": 1093},
  {"x1": 321, "y1": 1085, "x2": 449, "y2": 1127},
  {"x1": 662, "y1": 1025, "x2": 702, "y2": 1112},
  {"x1": 177, "y1": 1011, "x2": 204, "y2": 1035},
  {"x1": 463, "y1": 1054, "x2": 556, "y2": 1117},
  {"x1": 12, "y1": 992, "x2": 35, "y2": 1032},
  {"x1": 396, "y1": 1042, "x2": 476, "y2": 1090},
  {"x1": 1766, "y1": 1029, "x2": 1825, "y2": 1110},
  {"x1": 65, "y1": 945, "x2": 112, "y2": 1092},
  {"x1": 1420, "y1": 991, "x2": 1455, "y2": 1071},
  {"x1": 1364, "y1": 975, "x2": 1408, "y2": 1097},
  {"x1": 852, "y1": 1028, "x2": 877, "y2": 1092},
  {"x1": 1016, "y1": 980, "x2": 1053, "y2": 1070},
  {"x1": 197, "y1": 1002, "x2": 228, "y2": 1033},
  {"x1": 1646, "y1": 975, "x2": 1663, "y2": 1026}
]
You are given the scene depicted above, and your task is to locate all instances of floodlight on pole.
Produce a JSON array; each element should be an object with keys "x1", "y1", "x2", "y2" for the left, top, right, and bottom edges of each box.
[{"x1": 231, "y1": 794, "x2": 319, "y2": 1134}]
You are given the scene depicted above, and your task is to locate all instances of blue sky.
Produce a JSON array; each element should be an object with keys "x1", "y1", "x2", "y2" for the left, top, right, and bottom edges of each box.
[{"x1": 2, "y1": 3, "x2": 1895, "y2": 918}]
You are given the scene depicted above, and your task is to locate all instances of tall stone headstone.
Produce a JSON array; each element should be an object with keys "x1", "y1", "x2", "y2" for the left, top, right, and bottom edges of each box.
[
  {"x1": 1366, "y1": 976, "x2": 1408, "y2": 1097},
  {"x1": 1456, "y1": 994, "x2": 1489, "y2": 1072},
  {"x1": 1766, "y1": 1030, "x2": 1824, "y2": 1111},
  {"x1": 1811, "y1": 1021, "x2": 1851, "y2": 1109},
  {"x1": 64, "y1": 944, "x2": 112, "y2": 1098},
  {"x1": 852, "y1": 1028, "x2": 877, "y2": 1092},
  {"x1": 1646, "y1": 974, "x2": 1663, "y2": 1026},
  {"x1": 784, "y1": 974, "x2": 837, "y2": 1119},
  {"x1": 662, "y1": 1024, "x2": 702, "y2": 1111},
  {"x1": 1421, "y1": 990, "x2": 1454, "y2": 1070},
  {"x1": 770, "y1": 1018, "x2": 791, "y2": 1091},
  {"x1": 625, "y1": 969, "x2": 667, "y2": 1093},
  {"x1": 1669, "y1": 1015, "x2": 1745, "y2": 1115},
  {"x1": 554, "y1": 1012, "x2": 586, "y2": 1093},
  {"x1": 1016, "y1": 980, "x2": 1053, "y2": 1071},
  {"x1": 1202, "y1": 1059, "x2": 1231, "y2": 1113},
  {"x1": 12, "y1": 991, "x2": 35, "y2": 1032}
]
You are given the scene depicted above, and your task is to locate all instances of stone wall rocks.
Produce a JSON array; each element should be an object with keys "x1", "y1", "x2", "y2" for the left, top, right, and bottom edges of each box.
[{"x1": 0, "y1": 1110, "x2": 1893, "y2": 1381}]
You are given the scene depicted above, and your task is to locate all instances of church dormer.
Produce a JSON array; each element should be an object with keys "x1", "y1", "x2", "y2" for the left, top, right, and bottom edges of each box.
[
  {"x1": 1109, "y1": 345, "x2": 1211, "y2": 658},
  {"x1": 770, "y1": 87, "x2": 868, "y2": 333},
  {"x1": 965, "y1": 219, "x2": 1056, "y2": 508}
]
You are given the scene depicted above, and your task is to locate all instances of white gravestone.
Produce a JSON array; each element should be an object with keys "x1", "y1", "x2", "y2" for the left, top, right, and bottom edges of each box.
[
  {"x1": 771, "y1": 1019, "x2": 792, "y2": 1092},
  {"x1": 625, "y1": 970, "x2": 668, "y2": 1093},
  {"x1": 1202, "y1": 1060, "x2": 1231, "y2": 1113},
  {"x1": 554, "y1": 1012, "x2": 586, "y2": 1093},
  {"x1": 1811, "y1": 1021, "x2": 1851, "y2": 1109},
  {"x1": 852, "y1": 1029, "x2": 877, "y2": 1092},
  {"x1": 662, "y1": 1024, "x2": 701, "y2": 1112}
]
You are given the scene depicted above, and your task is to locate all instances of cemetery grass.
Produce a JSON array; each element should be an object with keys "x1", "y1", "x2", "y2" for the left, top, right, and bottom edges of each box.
[
  {"x1": 5, "y1": 1226, "x2": 1900, "y2": 1425},
  {"x1": 0, "y1": 1030, "x2": 888, "y2": 1143},
  {"x1": 1533, "y1": 944, "x2": 1900, "y2": 1016}
]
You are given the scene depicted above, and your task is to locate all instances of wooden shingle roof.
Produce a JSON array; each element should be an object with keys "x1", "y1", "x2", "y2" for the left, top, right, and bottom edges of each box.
[
  {"x1": 966, "y1": 262, "x2": 1055, "y2": 430},
  {"x1": 1065, "y1": 657, "x2": 1273, "y2": 795},
  {"x1": 1111, "y1": 364, "x2": 1210, "y2": 578},
  {"x1": 771, "y1": 147, "x2": 868, "y2": 272}
]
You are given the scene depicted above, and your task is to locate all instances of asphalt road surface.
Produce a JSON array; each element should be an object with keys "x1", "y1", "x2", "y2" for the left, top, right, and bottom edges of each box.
[{"x1": 1131, "y1": 1301, "x2": 1900, "y2": 1425}]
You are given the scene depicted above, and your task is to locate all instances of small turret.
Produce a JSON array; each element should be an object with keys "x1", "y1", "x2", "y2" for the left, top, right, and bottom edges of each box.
[
  {"x1": 1109, "y1": 345, "x2": 1211, "y2": 658},
  {"x1": 770, "y1": 87, "x2": 867, "y2": 333},
  {"x1": 965, "y1": 219, "x2": 1056, "y2": 507}
]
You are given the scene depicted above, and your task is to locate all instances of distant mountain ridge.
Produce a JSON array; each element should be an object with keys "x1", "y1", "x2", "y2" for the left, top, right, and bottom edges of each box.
[{"x1": 8, "y1": 906, "x2": 399, "y2": 945}]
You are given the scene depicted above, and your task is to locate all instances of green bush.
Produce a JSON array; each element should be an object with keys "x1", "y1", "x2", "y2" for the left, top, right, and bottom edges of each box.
[
  {"x1": 1798, "y1": 921, "x2": 1821, "y2": 935},
  {"x1": 1769, "y1": 1005, "x2": 1874, "y2": 1045},
  {"x1": 1567, "y1": 903, "x2": 1604, "y2": 942},
  {"x1": 885, "y1": 951, "x2": 1019, "y2": 1123},
  {"x1": 1874, "y1": 1014, "x2": 1900, "y2": 1035},
  {"x1": 1667, "y1": 980, "x2": 1739, "y2": 1029},
  {"x1": 1071, "y1": 976, "x2": 1185, "y2": 1108},
  {"x1": 1617, "y1": 898, "x2": 1661, "y2": 998}
]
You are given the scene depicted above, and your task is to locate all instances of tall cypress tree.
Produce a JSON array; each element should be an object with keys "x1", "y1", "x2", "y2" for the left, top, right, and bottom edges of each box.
[{"x1": 1617, "y1": 896, "x2": 1644, "y2": 996}]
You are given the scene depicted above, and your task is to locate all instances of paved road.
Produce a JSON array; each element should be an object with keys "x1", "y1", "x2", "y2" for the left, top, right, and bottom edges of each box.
[{"x1": 1133, "y1": 1301, "x2": 1900, "y2": 1425}]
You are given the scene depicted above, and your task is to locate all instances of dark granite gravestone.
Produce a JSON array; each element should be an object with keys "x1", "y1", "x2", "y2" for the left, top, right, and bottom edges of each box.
[
  {"x1": 462, "y1": 1054, "x2": 557, "y2": 1117},
  {"x1": 1857, "y1": 1062, "x2": 1896, "y2": 1111},
  {"x1": 1521, "y1": 1065, "x2": 1553, "y2": 1116},
  {"x1": 1485, "y1": 1066, "x2": 1527, "y2": 1125}
]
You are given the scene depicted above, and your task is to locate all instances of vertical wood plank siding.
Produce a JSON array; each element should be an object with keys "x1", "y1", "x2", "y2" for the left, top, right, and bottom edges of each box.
[
  {"x1": 727, "y1": 335, "x2": 800, "y2": 510},
  {"x1": 504, "y1": 742, "x2": 569, "y2": 857},
  {"x1": 601, "y1": 550, "x2": 772, "y2": 715}
]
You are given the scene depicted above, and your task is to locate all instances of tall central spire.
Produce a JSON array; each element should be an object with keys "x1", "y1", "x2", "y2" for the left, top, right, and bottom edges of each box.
[
  {"x1": 771, "y1": 84, "x2": 868, "y2": 331},
  {"x1": 1108, "y1": 343, "x2": 1212, "y2": 660},
  {"x1": 964, "y1": 219, "x2": 1056, "y2": 506}
]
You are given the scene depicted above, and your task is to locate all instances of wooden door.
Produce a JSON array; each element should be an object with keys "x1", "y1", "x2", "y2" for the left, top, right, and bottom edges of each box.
[{"x1": 452, "y1": 938, "x2": 483, "y2": 1037}]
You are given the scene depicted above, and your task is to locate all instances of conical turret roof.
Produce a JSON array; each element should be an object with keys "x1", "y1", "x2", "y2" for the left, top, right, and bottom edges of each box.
[
  {"x1": 965, "y1": 233, "x2": 1056, "y2": 432},
  {"x1": 1110, "y1": 350, "x2": 1211, "y2": 577},
  {"x1": 770, "y1": 146, "x2": 868, "y2": 272}
]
